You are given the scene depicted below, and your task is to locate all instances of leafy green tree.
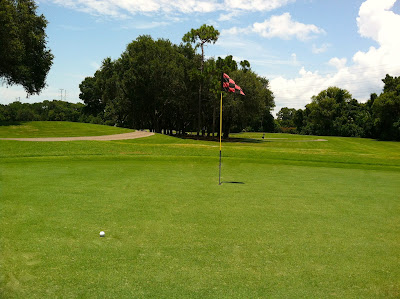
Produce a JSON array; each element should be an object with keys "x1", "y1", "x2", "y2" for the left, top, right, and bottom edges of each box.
[
  {"x1": 183, "y1": 24, "x2": 220, "y2": 136},
  {"x1": 304, "y1": 87, "x2": 352, "y2": 135},
  {"x1": 221, "y1": 70, "x2": 275, "y2": 138},
  {"x1": 182, "y1": 24, "x2": 220, "y2": 77},
  {"x1": 0, "y1": 0, "x2": 53, "y2": 94},
  {"x1": 0, "y1": 104, "x2": 6, "y2": 121},
  {"x1": 96, "y1": 58, "x2": 125, "y2": 126},
  {"x1": 382, "y1": 74, "x2": 400, "y2": 93},
  {"x1": 276, "y1": 107, "x2": 296, "y2": 128},
  {"x1": 119, "y1": 36, "x2": 190, "y2": 132},
  {"x1": 0, "y1": 100, "x2": 85, "y2": 122},
  {"x1": 331, "y1": 99, "x2": 366, "y2": 137},
  {"x1": 248, "y1": 108, "x2": 275, "y2": 133},
  {"x1": 239, "y1": 60, "x2": 251, "y2": 73},
  {"x1": 203, "y1": 55, "x2": 239, "y2": 137},
  {"x1": 293, "y1": 109, "x2": 304, "y2": 132},
  {"x1": 372, "y1": 75, "x2": 400, "y2": 140},
  {"x1": 300, "y1": 87, "x2": 377, "y2": 137},
  {"x1": 216, "y1": 55, "x2": 237, "y2": 73},
  {"x1": 80, "y1": 35, "x2": 195, "y2": 132},
  {"x1": 199, "y1": 57, "x2": 274, "y2": 137},
  {"x1": 5, "y1": 101, "x2": 36, "y2": 120},
  {"x1": 78, "y1": 33, "x2": 275, "y2": 137},
  {"x1": 79, "y1": 76, "x2": 103, "y2": 116}
]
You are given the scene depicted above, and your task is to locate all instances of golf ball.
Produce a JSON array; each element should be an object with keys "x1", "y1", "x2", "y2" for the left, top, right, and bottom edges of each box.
[{"x1": 100, "y1": 231, "x2": 105, "y2": 237}]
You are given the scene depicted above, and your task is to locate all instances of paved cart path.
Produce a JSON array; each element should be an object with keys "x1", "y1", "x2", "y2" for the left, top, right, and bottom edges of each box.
[{"x1": 0, "y1": 131, "x2": 154, "y2": 141}]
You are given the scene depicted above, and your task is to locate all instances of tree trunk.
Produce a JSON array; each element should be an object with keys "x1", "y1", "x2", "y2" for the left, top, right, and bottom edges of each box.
[
  {"x1": 197, "y1": 43, "x2": 205, "y2": 137},
  {"x1": 212, "y1": 98, "x2": 216, "y2": 137},
  {"x1": 198, "y1": 84, "x2": 201, "y2": 136}
]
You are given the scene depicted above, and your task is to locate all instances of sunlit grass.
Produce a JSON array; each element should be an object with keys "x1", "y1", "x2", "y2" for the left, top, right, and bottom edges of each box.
[
  {"x1": 0, "y1": 121, "x2": 134, "y2": 138},
  {"x1": 1, "y1": 123, "x2": 399, "y2": 298}
]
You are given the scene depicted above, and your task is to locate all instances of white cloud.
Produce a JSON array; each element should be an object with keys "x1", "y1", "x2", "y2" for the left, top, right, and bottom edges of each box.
[
  {"x1": 224, "y1": 0, "x2": 295, "y2": 11},
  {"x1": 270, "y1": 68, "x2": 331, "y2": 112},
  {"x1": 252, "y1": 13, "x2": 325, "y2": 41},
  {"x1": 270, "y1": 0, "x2": 400, "y2": 113},
  {"x1": 357, "y1": 0, "x2": 399, "y2": 44},
  {"x1": 291, "y1": 53, "x2": 299, "y2": 65},
  {"x1": 328, "y1": 57, "x2": 347, "y2": 69},
  {"x1": 120, "y1": 21, "x2": 170, "y2": 29},
  {"x1": 355, "y1": 0, "x2": 400, "y2": 66},
  {"x1": 218, "y1": 10, "x2": 242, "y2": 21},
  {"x1": 220, "y1": 26, "x2": 249, "y2": 36},
  {"x1": 218, "y1": 29, "x2": 305, "y2": 69},
  {"x1": 220, "y1": 13, "x2": 325, "y2": 42},
  {"x1": 48, "y1": 0, "x2": 297, "y2": 18},
  {"x1": 312, "y1": 43, "x2": 330, "y2": 54}
]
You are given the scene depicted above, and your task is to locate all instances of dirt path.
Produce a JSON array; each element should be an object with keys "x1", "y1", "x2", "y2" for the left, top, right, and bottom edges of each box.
[{"x1": 0, "y1": 131, "x2": 154, "y2": 142}]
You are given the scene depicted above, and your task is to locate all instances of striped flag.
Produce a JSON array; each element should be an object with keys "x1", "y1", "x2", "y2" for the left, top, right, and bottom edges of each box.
[{"x1": 222, "y1": 73, "x2": 245, "y2": 96}]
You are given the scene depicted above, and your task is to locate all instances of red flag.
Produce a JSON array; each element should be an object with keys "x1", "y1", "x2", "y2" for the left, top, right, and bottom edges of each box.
[{"x1": 221, "y1": 73, "x2": 245, "y2": 96}]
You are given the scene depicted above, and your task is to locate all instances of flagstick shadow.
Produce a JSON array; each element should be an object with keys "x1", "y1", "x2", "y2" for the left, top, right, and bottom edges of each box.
[{"x1": 221, "y1": 181, "x2": 245, "y2": 184}]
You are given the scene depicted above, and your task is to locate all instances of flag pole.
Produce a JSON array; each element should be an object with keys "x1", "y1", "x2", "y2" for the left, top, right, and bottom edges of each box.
[
  {"x1": 219, "y1": 72, "x2": 245, "y2": 184},
  {"x1": 219, "y1": 91, "x2": 223, "y2": 185}
]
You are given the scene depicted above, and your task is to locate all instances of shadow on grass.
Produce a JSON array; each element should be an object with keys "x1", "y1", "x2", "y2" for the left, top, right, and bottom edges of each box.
[
  {"x1": 0, "y1": 121, "x2": 25, "y2": 126},
  {"x1": 178, "y1": 135, "x2": 264, "y2": 144},
  {"x1": 222, "y1": 181, "x2": 245, "y2": 184}
]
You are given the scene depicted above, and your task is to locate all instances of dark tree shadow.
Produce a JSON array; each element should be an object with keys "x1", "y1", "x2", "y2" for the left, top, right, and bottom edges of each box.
[
  {"x1": 0, "y1": 121, "x2": 25, "y2": 126},
  {"x1": 177, "y1": 135, "x2": 264, "y2": 144}
]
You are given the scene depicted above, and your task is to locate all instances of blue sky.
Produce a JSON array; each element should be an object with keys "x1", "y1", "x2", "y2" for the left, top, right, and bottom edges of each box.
[{"x1": 1, "y1": 0, "x2": 400, "y2": 114}]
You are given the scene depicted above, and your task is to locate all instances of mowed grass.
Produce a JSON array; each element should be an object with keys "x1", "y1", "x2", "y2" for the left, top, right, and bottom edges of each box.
[
  {"x1": 0, "y1": 121, "x2": 134, "y2": 138},
  {"x1": 1, "y1": 123, "x2": 399, "y2": 298}
]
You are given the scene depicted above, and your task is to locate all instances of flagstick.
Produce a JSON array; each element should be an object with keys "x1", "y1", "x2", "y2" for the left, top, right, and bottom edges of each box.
[{"x1": 219, "y1": 91, "x2": 223, "y2": 185}]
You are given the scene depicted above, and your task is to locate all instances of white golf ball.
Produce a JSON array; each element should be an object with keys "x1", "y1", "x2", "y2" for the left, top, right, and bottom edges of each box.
[{"x1": 100, "y1": 231, "x2": 105, "y2": 237}]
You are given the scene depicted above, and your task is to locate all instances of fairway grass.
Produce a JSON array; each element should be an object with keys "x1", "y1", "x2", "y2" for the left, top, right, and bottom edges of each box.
[
  {"x1": 0, "y1": 121, "x2": 134, "y2": 138},
  {"x1": 1, "y1": 124, "x2": 399, "y2": 298}
]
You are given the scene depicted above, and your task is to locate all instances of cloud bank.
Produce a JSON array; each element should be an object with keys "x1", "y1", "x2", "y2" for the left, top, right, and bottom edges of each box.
[
  {"x1": 252, "y1": 13, "x2": 325, "y2": 41},
  {"x1": 49, "y1": 0, "x2": 295, "y2": 18},
  {"x1": 221, "y1": 13, "x2": 325, "y2": 42},
  {"x1": 270, "y1": 0, "x2": 400, "y2": 113}
]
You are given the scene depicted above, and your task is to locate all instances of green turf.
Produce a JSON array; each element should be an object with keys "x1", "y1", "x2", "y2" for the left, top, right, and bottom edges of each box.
[
  {"x1": 1, "y1": 124, "x2": 399, "y2": 298},
  {"x1": 0, "y1": 121, "x2": 134, "y2": 138}
]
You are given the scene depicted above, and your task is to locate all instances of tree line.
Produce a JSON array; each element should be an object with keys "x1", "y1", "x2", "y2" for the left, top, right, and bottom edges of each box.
[
  {"x1": 275, "y1": 74, "x2": 400, "y2": 141},
  {"x1": 0, "y1": 100, "x2": 87, "y2": 123},
  {"x1": 78, "y1": 31, "x2": 275, "y2": 138},
  {"x1": 1, "y1": 74, "x2": 398, "y2": 141}
]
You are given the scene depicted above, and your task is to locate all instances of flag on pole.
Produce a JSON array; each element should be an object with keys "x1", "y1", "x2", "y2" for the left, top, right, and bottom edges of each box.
[
  {"x1": 219, "y1": 73, "x2": 245, "y2": 185},
  {"x1": 222, "y1": 73, "x2": 245, "y2": 96}
]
